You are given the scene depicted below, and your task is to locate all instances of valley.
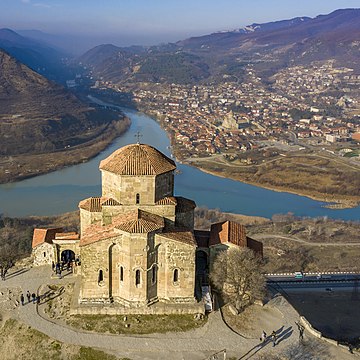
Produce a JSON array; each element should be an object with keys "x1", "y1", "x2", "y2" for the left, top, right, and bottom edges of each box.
[
  {"x1": 1, "y1": 5, "x2": 360, "y2": 359},
  {"x1": 1, "y1": 9, "x2": 360, "y2": 207},
  {"x1": 0, "y1": 50, "x2": 130, "y2": 183},
  {"x1": 72, "y1": 9, "x2": 360, "y2": 207}
]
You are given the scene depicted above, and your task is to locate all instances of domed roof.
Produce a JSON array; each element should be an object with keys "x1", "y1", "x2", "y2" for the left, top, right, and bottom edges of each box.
[{"x1": 99, "y1": 143, "x2": 176, "y2": 176}]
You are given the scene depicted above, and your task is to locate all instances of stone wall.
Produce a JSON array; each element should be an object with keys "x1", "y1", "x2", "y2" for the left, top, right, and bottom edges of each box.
[
  {"x1": 102, "y1": 204, "x2": 176, "y2": 227},
  {"x1": 80, "y1": 232, "x2": 161, "y2": 306},
  {"x1": 70, "y1": 301, "x2": 204, "y2": 315},
  {"x1": 156, "y1": 236, "x2": 196, "y2": 302},
  {"x1": 101, "y1": 170, "x2": 122, "y2": 202},
  {"x1": 102, "y1": 171, "x2": 157, "y2": 205},
  {"x1": 102, "y1": 170, "x2": 175, "y2": 206},
  {"x1": 80, "y1": 237, "x2": 119, "y2": 303},
  {"x1": 175, "y1": 210, "x2": 194, "y2": 230},
  {"x1": 154, "y1": 172, "x2": 173, "y2": 202},
  {"x1": 32, "y1": 243, "x2": 54, "y2": 266},
  {"x1": 79, "y1": 208, "x2": 102, "y2": 235}
]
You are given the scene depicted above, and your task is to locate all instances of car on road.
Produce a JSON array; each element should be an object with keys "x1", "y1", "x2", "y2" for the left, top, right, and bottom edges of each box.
[{"x1": 316, "y1": 274, "x2": 332, "y2": 280}]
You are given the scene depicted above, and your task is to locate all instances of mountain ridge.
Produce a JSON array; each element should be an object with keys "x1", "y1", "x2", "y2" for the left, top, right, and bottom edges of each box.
[{"x1": 77, "y1": 8, "x2": 360, "y2": 84}]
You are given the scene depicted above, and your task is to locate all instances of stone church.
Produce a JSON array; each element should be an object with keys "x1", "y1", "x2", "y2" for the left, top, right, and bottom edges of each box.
[{"x1": 32, "y1": 143, "x2": 262, "y2": 313}]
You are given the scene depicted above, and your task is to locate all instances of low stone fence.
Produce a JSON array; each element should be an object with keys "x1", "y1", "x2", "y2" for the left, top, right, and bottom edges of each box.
[
  {"x1": 70, "y1": 301, "x2": 205, "y2": 316},
  {"x1": 300, "y1": 316, "x2": 360, "y2": 356}
]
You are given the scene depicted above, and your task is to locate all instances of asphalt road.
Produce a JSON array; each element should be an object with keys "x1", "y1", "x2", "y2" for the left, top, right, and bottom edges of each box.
[{"x1": 266, "y1": 273, "x2": 360, "y2": 341}]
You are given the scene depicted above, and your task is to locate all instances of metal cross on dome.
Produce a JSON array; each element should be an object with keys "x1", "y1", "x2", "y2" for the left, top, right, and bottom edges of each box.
[{"x1": 134, "y1": 131, "x2": 143, "y2": 144}]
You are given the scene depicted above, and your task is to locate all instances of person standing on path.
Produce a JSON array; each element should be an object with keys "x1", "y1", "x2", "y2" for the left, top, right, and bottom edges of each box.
[
  {"x1": 20, "y1": 294, "x2": 24, "y2": 306},
  {"x1": 260, "y1": 330, "x2": 267, "y2": 343},
  {"x1": 31, "y1": 293, "x2": 36, "y2": 304},
  {"x1": 271, "y1": 330, "x2": 277, "y2": 347},
  {"x1": 26, "y1": 291, "x2": 31, "y2": 304}
]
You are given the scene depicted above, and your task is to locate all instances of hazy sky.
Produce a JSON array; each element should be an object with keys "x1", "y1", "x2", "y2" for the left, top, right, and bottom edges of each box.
[{"x1": 1, "y1": 0, "x2": 360, "y2": 47}]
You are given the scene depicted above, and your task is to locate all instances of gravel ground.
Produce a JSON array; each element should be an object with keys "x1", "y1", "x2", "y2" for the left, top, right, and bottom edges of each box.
[{"x1": 0, "y1": 264, "x2": 356, "y2": 360}]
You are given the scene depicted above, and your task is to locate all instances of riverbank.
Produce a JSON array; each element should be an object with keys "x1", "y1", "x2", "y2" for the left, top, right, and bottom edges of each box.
[
  {"x1": 133, "y1": 105, "x2": 360, "y2": 210},
  {"x1": 0, "y1": 115, "x2": 130, "y2": 184},
  {"x1": 185, "y1": 159, "x2": 360, "y2": 210}
]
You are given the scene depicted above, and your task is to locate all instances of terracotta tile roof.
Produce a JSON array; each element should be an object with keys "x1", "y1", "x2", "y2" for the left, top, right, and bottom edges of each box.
[
  {"x1": 114, "y1": 209, "x2": 164, "y2": 234},
  {"x1": 32, "y1": 228, "x2": 63, "y2": 248},
  {"x1": 80, "y1": 224, "x2": 118, "y2": 247},
  {"x1": 159, "y1": 229, "x2": 196, "y2": 246},
  {"x1": 79, "y1": 197, "x2": 101, "y2": 212},
  {"x1": 209, "y1": 221, "x2": 247, "y2": 247},
  {"x1": 80, "y1": 209, "x2": 165, "y2": 246},
  {"x1": 99, "y1": 143, "x2": 176, "y2": 176},
  {"x1": 102, "y1": 198, "x2": 121, "y2": 206},
  {"x1": 155, "y1": 196, "x2": 177, "y2": 205},
  {"x1": 55, "y1": 232, "x2": 80, "y2": 240},
  {"x1": 175, "y1": 196, "x2": 196, "y2": 213},
  {"x1": 79, "y1": 197, "x2": 120, "y2": 212}
]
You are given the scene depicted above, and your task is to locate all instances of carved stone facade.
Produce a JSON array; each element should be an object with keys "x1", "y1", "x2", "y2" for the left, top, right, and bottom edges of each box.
[
  {"x1": 78, "y1": 144, "x2": 197, "y2": 308},
  {"x1": 31, "y1": 143, "x2": 263, "y2": 314}
]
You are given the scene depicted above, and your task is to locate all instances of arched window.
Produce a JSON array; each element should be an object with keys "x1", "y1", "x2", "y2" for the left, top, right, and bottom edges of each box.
[
  {"x1": 151, "y1": 266, "x2": 156, "y2": 284},
  {"x1": 135, "y1": 269, "x2": 141, "y2": 287},
  {"x1": 120, "y1": 266, "x2": 124, "y2": 282},
  {"x1": 136, "y1": 193, "x2": 140, "y2": 204},
  {"x1": 173, "y1": 269, "x2": 179, "y2": 284},
  {"x1": 98, "y1": 269, "x2": 104, "y2": 284}
]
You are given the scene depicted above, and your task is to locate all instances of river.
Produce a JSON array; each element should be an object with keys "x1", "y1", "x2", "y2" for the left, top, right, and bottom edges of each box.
[{"x1": 1, "y1": 100, "x2": 360, "y2": 220}]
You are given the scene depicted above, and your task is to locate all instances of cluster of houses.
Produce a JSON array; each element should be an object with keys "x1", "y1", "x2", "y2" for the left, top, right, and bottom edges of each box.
[{"x1": 95, "y1": 60, "x2": 360, "y2": 159}]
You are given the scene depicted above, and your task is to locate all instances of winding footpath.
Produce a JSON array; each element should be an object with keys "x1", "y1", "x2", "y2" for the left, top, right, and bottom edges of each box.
[
  {"x1": 253, "y1": 233, "x2": 360, "y2": 247},
  {"x1": 0, "y1": 265, "x2": 354, "y2": 360}
]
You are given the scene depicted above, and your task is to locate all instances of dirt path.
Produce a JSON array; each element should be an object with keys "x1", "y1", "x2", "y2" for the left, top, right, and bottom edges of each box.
[
  {"x1": 0, "y1": 265, "x2": 355, "y2": 360},
  {"x1": 252, "y1": 233, "x2": 360, "y2": 247}
]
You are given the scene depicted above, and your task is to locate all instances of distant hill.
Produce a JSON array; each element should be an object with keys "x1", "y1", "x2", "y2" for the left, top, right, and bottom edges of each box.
[
  {"x1": 0, "y1": 28, "x2": 68, "y2": 81},
  {"x1": 178, "y1": 9, "x2": 360, "y2": 50},
  {"x1": 0, "y1": 50, "x2": 120, "y2": 157},
  {"x1": 177, "y1": 9, "x2": 360, "y2": 74},
  {"x1": 230, "y1": 17, "x2": 312, "y2": 35},
  {"x1": 78, "y1": 8, "x2": 360, "y2": 85},
  {"x1": 16, "y1": 29, "x2": 70, "y2": 53},
  {"x1": 78, "y1": 44, "x2": 210, "y2": 84}
]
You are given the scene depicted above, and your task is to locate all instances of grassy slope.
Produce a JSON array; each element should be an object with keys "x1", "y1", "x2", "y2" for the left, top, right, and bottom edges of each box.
[
  {"x1": 187, "y1": 152, "x2": 360, "y2": 207},
  {"x1": 0, "y1": 318, "x2": 122, "y2": 360}
]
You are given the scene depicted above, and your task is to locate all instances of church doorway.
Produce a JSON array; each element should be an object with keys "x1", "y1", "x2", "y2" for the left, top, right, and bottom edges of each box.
[
  {"x1": 195, "y1": 250, "x2": 209, "y2": 300},
  {"x1": 61, "y1": 249, "x2": 75, "y2": 263}
]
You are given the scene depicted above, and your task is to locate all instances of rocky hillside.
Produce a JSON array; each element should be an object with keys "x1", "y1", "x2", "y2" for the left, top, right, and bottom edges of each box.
[
  {"x1": 0, "y1": 50, "x2": 124, "y2": 158},
  {"x1": 78, "y1": 44, "x2": 210, "y2": 84}
]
